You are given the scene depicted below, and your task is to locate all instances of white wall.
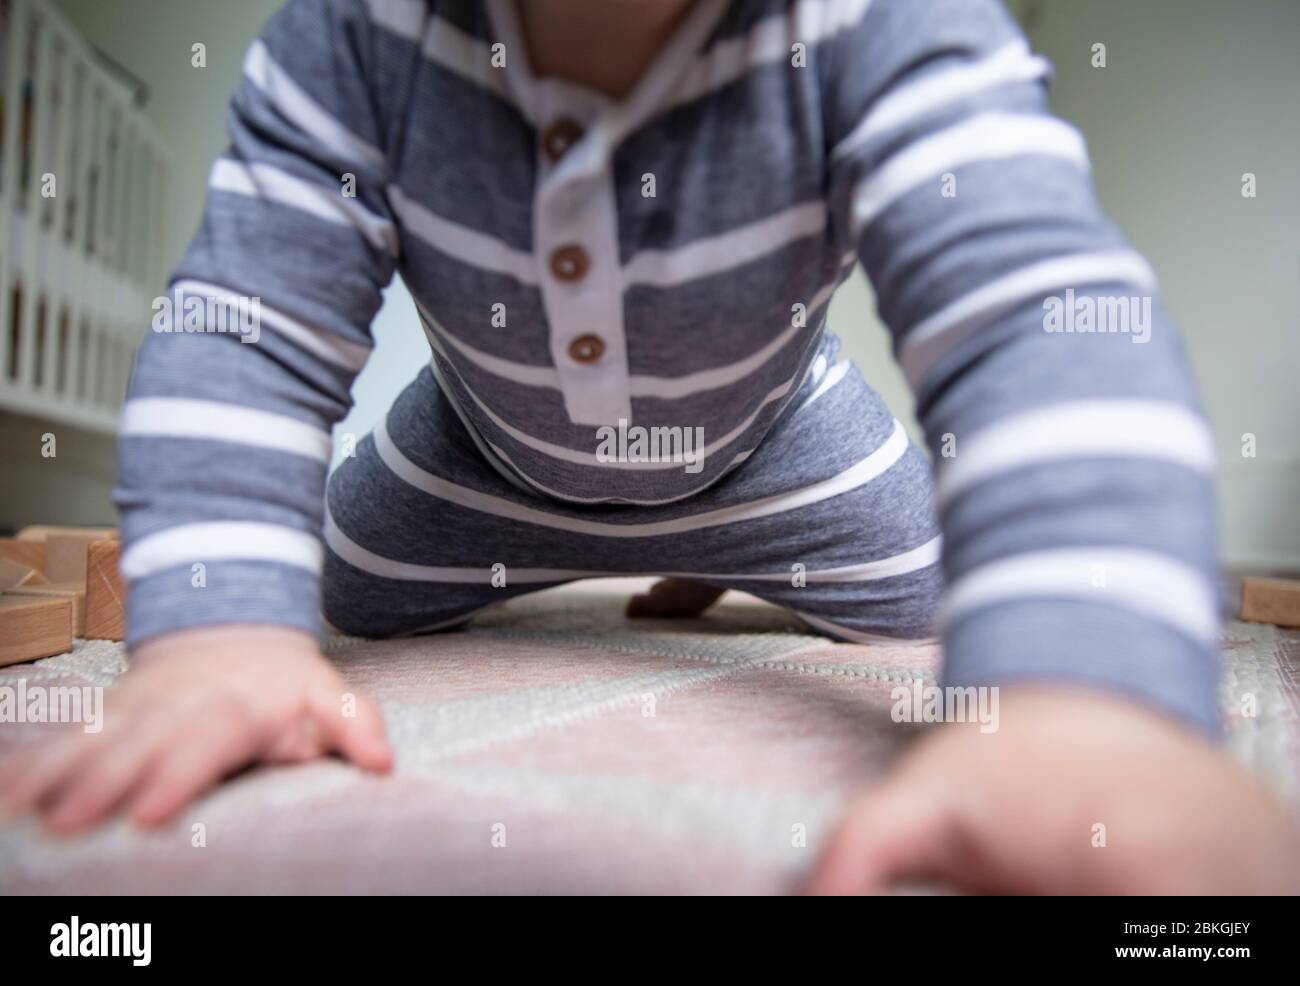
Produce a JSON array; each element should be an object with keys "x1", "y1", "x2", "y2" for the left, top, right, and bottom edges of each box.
[
  {"x1": 1034, "y1": 0, "x2": 1300, "y2": 572},
  {"x1": 330, "y1": 281, "x2": 425, "y2": 468}
]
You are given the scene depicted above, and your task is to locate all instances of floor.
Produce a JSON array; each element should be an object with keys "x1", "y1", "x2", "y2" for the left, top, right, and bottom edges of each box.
[{"x1": 0, "y1": 577, "x2": 1295, "y2": 894}]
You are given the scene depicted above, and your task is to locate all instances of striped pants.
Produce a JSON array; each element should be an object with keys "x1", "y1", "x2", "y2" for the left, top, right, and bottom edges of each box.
[{"x1": 322, "y1": 335, "x2": 944, "y2": 643}]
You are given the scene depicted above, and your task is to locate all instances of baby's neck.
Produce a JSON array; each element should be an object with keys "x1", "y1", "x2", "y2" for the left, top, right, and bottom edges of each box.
[{"x1": 514, "y1": 0, "x2": 698, "y2": 100}]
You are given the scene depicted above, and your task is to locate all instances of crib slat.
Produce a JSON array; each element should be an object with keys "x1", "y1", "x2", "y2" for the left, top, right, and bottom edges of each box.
[
  {"x1": 0, "y1": 0, "x2": 30, "y2": 383},
  {"x1": 89, "y1": 97, "x2": 115, "y2": 411},
  {"x1": 15, "y1": 9, "x2": 57, "y2": 393},
  {"x1": 65, "y1": 69, "x2": 93, "y2": 412},
  {"x1": 42, "y1": 34, "x2": 76, "y2": 398},
  {"x1": 111, "y1": 122, "x2": 136, "y2": 406}
]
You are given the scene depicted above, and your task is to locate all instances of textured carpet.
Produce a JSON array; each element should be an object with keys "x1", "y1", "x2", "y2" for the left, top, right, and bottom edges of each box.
[{"x1": 0, "y1": 577, "x2": 1296, "y2": 894}]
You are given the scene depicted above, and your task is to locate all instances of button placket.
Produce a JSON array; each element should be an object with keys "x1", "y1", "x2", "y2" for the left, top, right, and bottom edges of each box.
[{"x1": 534, "y1": 92, "x2": 631, "y2": 427}]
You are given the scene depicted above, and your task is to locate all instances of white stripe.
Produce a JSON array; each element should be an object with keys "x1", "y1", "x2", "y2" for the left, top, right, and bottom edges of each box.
[
  {"x1": 626, "y1": 265, "x2": 837, "y2": 398},
  {"x1": 898, "y1": 249, "x2": 1157, "y2": 388},
  {"x1": 420, "y1": 288, "x2": 811, "y2": 400},
  {"x1": 428, "y1": 358, "x2": 757, "y2": 507},
  {"x1": 416, "y1": 304, "x2": 558, "y2": 388},
  {"x1": 832, "y1": 41, "x2": 1050, "y2": 162},
  {"x1": 388, "y1": 185, "x2": 537, "y2": 284},
  {"x1": 210, "y1": 159, "x2": 397, "y2": 255},
  {"x1": 672, "y1": 0, "x2": 875, "y2": 108},
  {"x1": 365, "y1": 0, "x2": 500, "y2": 94},
  {"x1": 168, "y1": 279, "x2": 372, "y2": 372},
  {"x1": 121, "y1": 398, "x2": 333, "y2": 463},
  {"x1": 422, "y1": 361, "x2": 548, "y2": 495},
  {"x1": 326, "y1": 510, "x2": 601, "y2": 583},
  {"x1": 427, "y1": 335, "x2": 805, "y2": 471},
  {"x1": 799, "y1": 359, "x2": 851, "y2": 411},
  {"x1": 623, "y1": 252, "x2": 851, "y2": 397},
  {"x1": 361, "y1": 0, "x2": 427, "y2": 41},
  {"x1": 850, "y1": 113, "x2": 1088, "y2": 235},
  {"x1": 369, "y1": 0, "x2": 871, "y2": 123},
  {"x1": 794, "y1": 610, "x2": 939, "y2": 646},
  {"x1": 416, "y1": 256, "x2": 854, "y2": 402},
  {"x1": 488, "y1": 436, "x2": 751, "y2": 506},
  {"x1": 740, "y1": 535, "x2": 942, "y2": 582},
  {"x1": 417, "y1": 13, "x2": 511, "y2": 101},
  {"x1": 938, "y1": 400, "x2": 1215, "y2": 503},
  {"x1": 327, "y1": 507, "x2": 935, "y2": 587},
  {"x1": 649, "y1": 539, "x2": 940, "y2": 583},
  {"x1": 376, "y1": 410, "x2": 911, "y2": 534},
  {"x1": 506, "y1": 447, "x2": 749, "y2": 503},
  {"x1": 941, "y1": 548, "x2": 1218, "y2": 645},
  {"x1": 364, "y1": 1, "x2": 512, "y2": 105},
  {"x1": 422, "y1": 307, "x2": 833, "y2": 478},
  {"x1": 121, "y1": 522, "x2": 323, "y2": 580},
  {"x1": 243, "y1": 40, "x2": 384, "y2": 169},
  {"x1": 622, "y1": 201, "x2": 827, "y2": 288}
]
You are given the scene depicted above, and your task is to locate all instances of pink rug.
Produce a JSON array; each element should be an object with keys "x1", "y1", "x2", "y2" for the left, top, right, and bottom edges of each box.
[{"x1": 0, "y1": 578, "x2": 1295, "y2": 894}]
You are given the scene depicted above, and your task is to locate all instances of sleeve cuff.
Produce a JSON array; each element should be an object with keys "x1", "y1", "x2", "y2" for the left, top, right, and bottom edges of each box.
[
  {"x1": 942, "y1": 598, "x2": 1222, "y2": 736},
  {"x1": 124, "y1": 561, "x2": 322, "y2": 650}
]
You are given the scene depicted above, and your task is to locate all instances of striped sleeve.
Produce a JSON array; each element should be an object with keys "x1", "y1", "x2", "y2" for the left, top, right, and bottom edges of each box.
[
  {"x1": 113, "y1": 0, "x2": 396, "y2": 646},
  {"x1": 823, "y1": 0, "x2": 1221, "y2": 731}
]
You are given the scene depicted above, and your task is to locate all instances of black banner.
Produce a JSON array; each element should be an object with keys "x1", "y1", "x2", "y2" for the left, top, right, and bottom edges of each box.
[{"x1": 2, "y1": 897, "x2": 1291, "y2": 973}]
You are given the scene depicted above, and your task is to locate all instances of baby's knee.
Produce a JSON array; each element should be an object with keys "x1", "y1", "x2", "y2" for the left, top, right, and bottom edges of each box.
[
  {"x1": 321, "y1": 550, "x2": 384, "y2": 637},
  {"x1": 893, "y1": 563, "x2": 945, "y2": 638},
  {"x1": 835, "y1": 563, "x2": 946, "y2": 642}
]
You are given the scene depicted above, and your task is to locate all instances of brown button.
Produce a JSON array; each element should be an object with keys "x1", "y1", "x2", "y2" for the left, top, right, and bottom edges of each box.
[
  {"x1": 541, "y1": 118, "x2": 584, "y2": 161},
  {"x1": 549, "y1": 245, "x2": 589, "y2": 282},
  {"x1": 568, "y1": 334, "x2": 605, "y2": 364}
]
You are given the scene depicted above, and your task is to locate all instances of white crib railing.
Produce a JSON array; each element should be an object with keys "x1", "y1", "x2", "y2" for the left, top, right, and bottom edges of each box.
[{"x1": 0, "y1": 0, "x2": 169, "y2": 433}]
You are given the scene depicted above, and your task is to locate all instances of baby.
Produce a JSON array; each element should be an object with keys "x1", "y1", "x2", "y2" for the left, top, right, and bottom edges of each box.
[{"x1": 2, "y1": 0, "x2": 1296, "y2": 893}]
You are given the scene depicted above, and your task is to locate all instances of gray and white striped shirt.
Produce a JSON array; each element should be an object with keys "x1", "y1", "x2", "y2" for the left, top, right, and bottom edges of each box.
[{"x1": 117, "y1": 0, "x2": 1221, "y2": 731}]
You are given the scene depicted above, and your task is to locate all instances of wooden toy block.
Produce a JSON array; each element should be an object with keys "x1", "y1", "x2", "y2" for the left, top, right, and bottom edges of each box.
[
  {"x1": 0, "y1": 537, "x2": 45, "y2": 572},
  {"x1": 5, "y1": 582, "x2": 86, "y2": 636},
  {"x1": 0, "y1": 597, "x2": 73, "y2": 666},
  {"x1": 84, "y1": 540, "x2": 126, "y2": 641},
  {"x1": 40, "y1": 533, "x2": 106, "y2": 585},
  {"x1": 1240, "y1": 576, "x2": 1300, "y2": 628},
  {"x1": 15, "y1": 525, "x2": 117, "y2": 542},
  {"x1": 0, "y1": 558, "x2": 44, "y2": 591}
]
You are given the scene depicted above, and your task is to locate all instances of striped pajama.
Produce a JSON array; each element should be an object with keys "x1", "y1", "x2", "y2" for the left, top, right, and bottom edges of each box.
[
  {"x1": 115, "y1": 0, "x2": 1223, "y2": 734},
  {"x1": 323, "y1": 333, "x2": 945, "y2": 640}
]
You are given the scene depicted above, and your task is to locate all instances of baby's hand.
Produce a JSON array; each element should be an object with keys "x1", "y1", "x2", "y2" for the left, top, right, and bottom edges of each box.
[
  {"x1": 0, "y1": 626, "x2": 392, "y2": 834},
  {"x1": 807, "y1": 686, "x2": 1300, "y2": 894}
]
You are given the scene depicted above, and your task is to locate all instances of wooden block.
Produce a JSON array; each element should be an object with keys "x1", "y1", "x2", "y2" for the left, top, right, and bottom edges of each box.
[
  {"x1": 15, "y1": 525, "x2": 117, "y2": 542},
  {"x1": 1240, "y1": 577, "x2": 1300, "y2": 628},
  {"x1": 0, "y1": 538, "x2": 45, "y2": 572},
  {"x1": 0, "y1": 597, "x2": 73, "y2": 666},
  {"x1": 5, "y1": 582, "x2": 86, "y2": 636},
  {"x1": 84, "y1": 540, "x2": 126, "y2": 641},
  {"x1": 0, "y1": 558, "x2": 44, "y2": 591},
  {"x1": 42, "y1": 533, "x2": 103, "y2": 585}
]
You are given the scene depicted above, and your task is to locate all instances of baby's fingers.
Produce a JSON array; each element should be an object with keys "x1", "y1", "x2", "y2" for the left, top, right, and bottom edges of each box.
[
  {"x1": 41, "y1": 710, "x2": 178, "y2": 834},
  {"x1": 806, "y1": 782, "x2": 959, "y2": 895},
  {"x1": 0, "y1": 730, "x2": 103, "y2": 820},
  {"x1": 126, "y1": 713, "x2": 267, "y2": 828},
  {"x1": 310, "y1": 680, "x2": 393, "y2": 772}
]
